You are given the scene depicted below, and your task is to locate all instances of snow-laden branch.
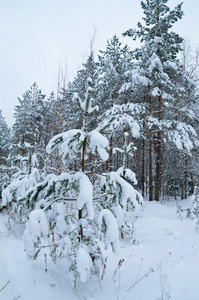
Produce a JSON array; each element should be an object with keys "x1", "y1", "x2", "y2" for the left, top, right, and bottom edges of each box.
[{"x1": 97, "y1": 103, "x2": 143, "y2": 137}]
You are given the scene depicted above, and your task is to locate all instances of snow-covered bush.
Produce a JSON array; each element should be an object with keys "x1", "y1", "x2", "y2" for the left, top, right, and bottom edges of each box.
[
  {"x1": 23, "y1": 167, "x2": 109, "y2": 287},
  {"x1": 175, "y1": 187, "x2": 199, "y2": 230},
  {"x1": 113, "y1": 132, "x2": 137, "y2": 183},
  {"x1": 1, "y1": 143, "x2": 43, "y2": 228},
  {"x1": 23, "y1": 209, "x2": 49, "y2": 258},
  {"x1": 23, "y1": 171, "x2": 109, "y2": 286},
  {"x1": 187, "y1": 187, "x2": 199, "y2": 230},
  {"x1": 0, "y1": 165, "x2": 12, "y2": 200},
  {"x1": 98, "y1": 209, "x2": 119, "y2": 252},
  {"x1": 100, "y1": 171, "x2": 142, "y2": 239}
]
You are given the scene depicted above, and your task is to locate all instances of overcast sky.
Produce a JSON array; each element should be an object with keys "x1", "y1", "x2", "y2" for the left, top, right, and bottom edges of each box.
[{"x1": 1, "y1": 0, "x2": 199, "y2": 127}]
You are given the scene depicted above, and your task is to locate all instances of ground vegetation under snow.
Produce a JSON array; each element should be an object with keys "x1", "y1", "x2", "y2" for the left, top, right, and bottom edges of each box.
[{"x1": 1, "y1": 198, "x2": 199, "y2": 300}]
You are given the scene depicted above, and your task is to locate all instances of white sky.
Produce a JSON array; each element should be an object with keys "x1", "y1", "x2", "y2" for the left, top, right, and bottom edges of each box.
[{"x1": 0, "y1": 0, "x2": 199, "y2": 127}]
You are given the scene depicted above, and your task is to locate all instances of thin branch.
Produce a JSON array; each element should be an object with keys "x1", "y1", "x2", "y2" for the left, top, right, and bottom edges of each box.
[
  {"x1": 44, "y1": 193, "x2": 109, "y2": 211},
  {"x1": 0, "y1": 279, "x2": 11, "y2": 293},
  {"x1": 126, "y1": 268, "x2": 154, "y2": 292},
  {"x1": 187, "y1": 170, "x2": 199, "y2": 177},
  {"x1": 44, "y1": 198, "x2": 76, "y2": 211},
  {"x1": 33, "y1": 244, "x2": 59, "y2": 259},
  {"x1": 93, "y1": 193, "x2": 108, "y2": 201},
  {"x1": 128, "y1": 91, "x2": 142, "y2": 103}
]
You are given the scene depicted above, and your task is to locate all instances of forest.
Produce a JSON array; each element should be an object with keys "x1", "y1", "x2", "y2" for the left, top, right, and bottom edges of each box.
[{"x1": 1, "y1": 0, "x2": 199, "y2": 299}]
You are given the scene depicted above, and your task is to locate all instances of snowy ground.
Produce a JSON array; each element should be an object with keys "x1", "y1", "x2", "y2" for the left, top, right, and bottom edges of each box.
[{"x1": 1, "y1": 198, "x2": 199, "y2": 300}]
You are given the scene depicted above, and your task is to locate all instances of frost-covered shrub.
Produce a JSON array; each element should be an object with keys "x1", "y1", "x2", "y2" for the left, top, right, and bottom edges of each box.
[
  {"x1": 0, "y1": 165, "x2": 12, "y2": 200},
  {"x1": 76, "y1": 246, "x2": 93, "y2": 283},
  {"x1": 100, "y1": 171, "x2": 143, "y2": 239},
  {"x1": 190, "y1": 187, "x2": 199, "y2": 219},
  {"x1": 1, "y1": 146, "x2": 43, "y2": 229},
  {"x1": 98, "y1": 209, "x2": 119, "y2": 252},
  {"x1": 175, "y1": 187, "x2": 199, "y2": 230},
  {"x1": 116, "y1": 167, "x2": 137, "y2": 185},
  {"x1": 187, "y1": 187, "x2": 199, "y2": 230},
  {"x1": 23, "y1": 209, "x2": 49, "y2": 258}
]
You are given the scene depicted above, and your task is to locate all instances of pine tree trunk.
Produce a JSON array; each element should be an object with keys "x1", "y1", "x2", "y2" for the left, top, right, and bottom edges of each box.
[
  {"x1": 109, "y1": 136, "x2": 113, "y2": 171},
  {"x1": 50, "y1": 97, "x2": 59, "y2": 170},
  {"x1": 109, "y1": 99, "x2": 114, "y2": 172},
  {"x1": 149, "y1": 131, "x2": 153, "y2": 201},
  {"x1": 45, "y1": 120, "x2": 49, "y2": 147},
  {"x1": 142, "y1": 137, "x2": 145, "y2": 197},
  {"x1": 81, "y1": 138, "x2": 86, "y2": 173},
  {"x1": 89, "y1": 152, "x2": 92, "y2": 173},
  {"x1": 181, "y1": 163, "x2": 185, "y2": 200},
  {"x1": 185, "y1": 156, "x2": 188, "y2": 199},
  {"x1": 155, "y1": 90, "x2": 162, "y2": 202},
  {"x1": 160, "y1": 144, "x2": 165, "y2": 204},
  {"x1": 101, "y1": 162, "x2": 104, "y2": 174},
  {"x1": 59, "y1": 94, "x2": 65, "y2": 174},
  {"x1": 79, "y1": 137, "x2": 87, "y2": 240},
  {"x1": 155, "y1": 131, "x2": 161, "y2": 201},
  {"x1": 123, "y1": 132, "x2": 128, "y2": 179},
  {"x1": 148, "y1": 90, "x2": 153, "y2": 201}
]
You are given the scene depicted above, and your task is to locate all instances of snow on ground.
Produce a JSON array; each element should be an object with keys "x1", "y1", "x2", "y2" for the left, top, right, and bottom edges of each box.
[{"x1": 1, "y1": 198, "x2": 199, "y2": 300}]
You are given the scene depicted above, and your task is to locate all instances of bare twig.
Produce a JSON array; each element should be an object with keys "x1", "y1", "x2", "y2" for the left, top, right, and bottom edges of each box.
[
  {"x1": 126, "y1": 268, "x2": 154, "y2": 292},
  {"x1": 101, "y1": 256, "x2": 108, "y2": 280},
  {"x1": 113, "y1": 259, "x2": 125, "y2": 280},
  {"x1": 0, "y1": 279, "x2": 11, "y2": 292}
]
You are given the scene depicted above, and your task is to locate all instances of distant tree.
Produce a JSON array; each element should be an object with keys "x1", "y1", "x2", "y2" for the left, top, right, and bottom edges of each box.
[
  {"x1": 97, "y1": 35, "x2": 134, "y2": 170},
  {"x1": 1, "y1": 142, "x2": 43, "y2": 224},
  {"x1": 67, "y1": 50, "x2": 99, "y2": 131},
  {"x1": 12, "y1": 83, "x2": 45, "y2": 150},
  {"x1": 0, "y1": 110, "x2": 11, "y2": 199},
  {"x1": 0, "y1": 110, "x2": 10, "y2": 164}
]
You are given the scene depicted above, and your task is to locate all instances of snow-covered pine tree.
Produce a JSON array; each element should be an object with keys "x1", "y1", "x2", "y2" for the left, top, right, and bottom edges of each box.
[
  {"x1": 97, "y1": 110, "x2": 143, "y2": 240},
  {"x1": 22, "y1": 78, "x2": 142, "y2": 287},
  {"x1": 65, "y1": 50, "x2": 99, "y2": 132},
  {"x1": 178, "y1": 41, "x2": 199, "y2": 198},
  {"x1": 43, "y1": 92, "x2": 56, "y2": 148},
  {"x1": 97, "y1": 101, "x2": 144, "y2": 167},
  {"x1": 12, "y1": 83, "x2": 46, "y2": 152},
  {"x1": 97, "y1": 35, "x2": 134, "y2": 171},
  {"x1": 114, "y1": 132, "x2": 137, "y2": 183},
  {"x1": 23, "y1": 78, "x2": 112, "y2": 287},
  {"x1": 11, "y1": 83, "x2": 49, "y2": 182},
  {"x1": 97, "y1": 35, "x2": 133, "y2": 111},
  {"x1": 0, "y1": 110, "x2": 11, "y2": 200},
  {"x1": 0, "y1": 110, "x2": 10, "y2": 165},
  {"x1": 123, "y1": 0, "x2": 198, "y2": 201}
]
